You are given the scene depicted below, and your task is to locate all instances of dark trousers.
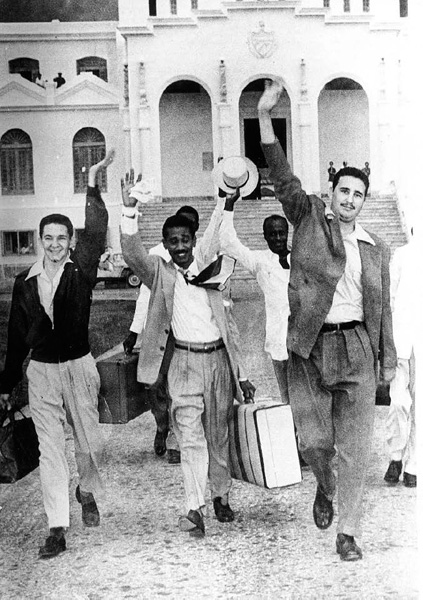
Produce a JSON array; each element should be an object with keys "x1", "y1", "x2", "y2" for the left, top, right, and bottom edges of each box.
[{"x1": 288, "y1": 323, "x2": 376, "y2": 537}]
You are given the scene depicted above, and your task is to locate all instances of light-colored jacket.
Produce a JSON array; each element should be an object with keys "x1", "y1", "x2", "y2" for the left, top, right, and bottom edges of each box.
[{"x1": 121, "y1": 228, "x2": 245, "y2": 402}]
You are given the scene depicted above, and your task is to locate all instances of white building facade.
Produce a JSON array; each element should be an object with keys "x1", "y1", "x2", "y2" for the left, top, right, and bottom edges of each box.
[{"x1": 0, "y1": 0, "x2": 411, "y2": 278}]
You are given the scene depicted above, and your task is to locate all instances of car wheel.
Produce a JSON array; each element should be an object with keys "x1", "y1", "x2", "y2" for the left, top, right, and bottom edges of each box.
[{"x1": 127, "y1": 271, "x2": 141, "y2": 287}]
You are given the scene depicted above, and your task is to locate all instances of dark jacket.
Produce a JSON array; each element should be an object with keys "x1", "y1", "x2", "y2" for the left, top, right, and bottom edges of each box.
[
  {"x1": 262, "y1": 140, "x2": 396, "y2": 375},
  {"x1": 0, "y1": 186, "x2": 108, "y2": 394}
]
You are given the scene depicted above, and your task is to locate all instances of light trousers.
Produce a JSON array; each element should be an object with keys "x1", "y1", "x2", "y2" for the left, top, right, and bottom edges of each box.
[
  {"x1": 288, "y1": 324, "x2": 376, "y2": 538},
  {"x1": 386, "y1": 353, "x2": 416, "y2": 475},
  {"x1": 27, "y1": 354, "x2": 103, "y2": 528},
  {"x1": 168, "y1": 345, "x2": 233, "y2": 513}
]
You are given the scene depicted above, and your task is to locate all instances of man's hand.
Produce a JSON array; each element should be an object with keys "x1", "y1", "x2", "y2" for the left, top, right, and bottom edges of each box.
[
  {"x1": 88, "y1": 148, "x2": 115, "y2": 187},
  {"x1": 123, "y1": 331, "x2": 138, "y2": 355},
  {"x1": 0, "y1": 393, "x2": 12, "y2": 412},
  {"x1": 224, "y1": 189, "x2": 240, "y2": 212},
  {"x1": 257, "y1": 78, "x2": 284, "y2": 114},
  {"x1": 380, "y1": 367, "x2": 396, "y2": 384},
  {"x1": 239, "y1": 379, "x2": 256, "y2": 404},
  {"x1": 121, "y1": 169, "x2": 142, "y2": 208}
]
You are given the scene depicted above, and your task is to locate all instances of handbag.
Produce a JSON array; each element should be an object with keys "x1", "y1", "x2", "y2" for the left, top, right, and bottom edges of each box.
[{"x1": 0, "y1": 410, "x2": 40, "y2": 483}]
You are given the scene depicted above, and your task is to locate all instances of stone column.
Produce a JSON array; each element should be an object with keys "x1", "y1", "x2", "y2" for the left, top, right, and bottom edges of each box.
[
  {"x1": 377, "y1": 57, "x2": 395, "y2": 195},
  {"x1": 138, "y1": 61, "x2": 151, "y2": 177},
  {"x1": 122, "y1": 62, "x2": 132, "y2": 169},
  {"x1": 297, "y1": 59, "x2": 313, "y2": 193},
  {"x1": 216, "y1": 59, "x2": 236, "y2": 158}
]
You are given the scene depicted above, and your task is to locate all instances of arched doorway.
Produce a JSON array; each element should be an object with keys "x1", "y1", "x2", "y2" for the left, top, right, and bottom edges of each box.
[
  {"x1": 239, "y1": 78, "x2": 292, "y2": 198},
  {"x1": 318, "y1": 77, "x2": 370, "y2": 194},
  {"x1": 159, "y1": 80, "x2": 213, "y2": 200}
]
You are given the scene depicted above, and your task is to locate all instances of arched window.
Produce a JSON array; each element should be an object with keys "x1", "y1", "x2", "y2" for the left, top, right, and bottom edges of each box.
[
  {"x1": 9, "y1": 57, "x2": 40, "y2": 83},
  {"x1": 76, "y1": 56, "x2": 108, "y2": 82},
  {"x1": 1, "y1": 129, "x2": 34, "y2": 195},
  {"x1": 73, "y1": 128, "x2": 107, "y2": 193}
]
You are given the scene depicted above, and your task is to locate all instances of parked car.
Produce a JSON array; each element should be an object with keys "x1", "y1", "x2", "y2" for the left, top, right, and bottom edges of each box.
[{"x1": 96, "y1": 250, "x2": 141, "y2": 288}]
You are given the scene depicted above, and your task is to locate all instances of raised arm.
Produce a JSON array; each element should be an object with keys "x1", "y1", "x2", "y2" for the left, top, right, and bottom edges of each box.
[
  {"x1": 195, "y1": 196, "x2": 226, "y2": 265},
  {"x1": 258, "y1": 80, "x2": 309, "y2": 226},
  {"x1": 120, "y1": 169, "x2": 157, "y2": 289},
  {"x1": 219, "y1": 191, "x2": 260, "y2": 277},
  {"x1": 73, "y1": 149, "x2": 115, "y2": 286}
]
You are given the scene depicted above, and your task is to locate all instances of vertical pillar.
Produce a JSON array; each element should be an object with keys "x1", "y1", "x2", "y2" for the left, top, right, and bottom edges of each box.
[
  {"x1": 216, "y1": 58, "x2": 236, "y2": 158},
  {"x1": 122, "y1": 62, "x2": 132, "y2": 169},
  {"x1": 138, "y1": 61, "x2": 151, "y2": 175},
  {"x1": 297, "y1": 59, "x2": 313, "y2": 193},
  {"x1": 137, "y1": 61, "x2": 161, "y2": 200},
  {"x1": 377, "y1": 57, "x2": 395, "y2": 195}
]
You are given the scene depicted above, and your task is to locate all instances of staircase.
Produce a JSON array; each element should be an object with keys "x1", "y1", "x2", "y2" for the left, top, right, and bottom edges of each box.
[{"x1": 138, "y1": 194, "x2": 408, "y2": 288}]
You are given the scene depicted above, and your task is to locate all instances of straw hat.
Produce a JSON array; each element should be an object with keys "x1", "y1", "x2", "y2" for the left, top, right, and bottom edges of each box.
[{"x1": 212, "y1": 156, "x2": 259, "y2": 198}]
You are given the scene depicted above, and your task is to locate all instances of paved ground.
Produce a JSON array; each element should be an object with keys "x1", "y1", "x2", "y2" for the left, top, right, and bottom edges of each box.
[{"x1": 0, "y1": 297, "x2": 419, "y2": 599}]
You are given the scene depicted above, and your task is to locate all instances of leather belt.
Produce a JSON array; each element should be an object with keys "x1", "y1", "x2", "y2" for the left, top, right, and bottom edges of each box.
[
  {"x1": 320, "y1": 321, "x2": 362, "y2": 333},
  {"x1": 174, "y1": 339, "x2": 225, "y2": 354}
]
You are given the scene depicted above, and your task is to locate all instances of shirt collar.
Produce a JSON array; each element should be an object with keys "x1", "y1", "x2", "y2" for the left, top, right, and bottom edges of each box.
[
  {"x1": 173, "y1": 257, "x2": 199, "y2": 276},
  {"x1": 25, "y1": 255, "x2": 73, "y2": 280},
  {"x1": 351, "y1": 222, "x2": 376, "y2": 246}
]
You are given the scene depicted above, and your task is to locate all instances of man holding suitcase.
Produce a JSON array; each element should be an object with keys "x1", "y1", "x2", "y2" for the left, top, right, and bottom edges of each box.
[
  {"x1": 258, "y1": 79, "x2": 396, "y2": 561},
  {"x1": 0, "y1": 150, "x2": 114, "y2": 558},
  {"x1": 120, "y1": 170, "x2": 255, "y2": 537}
]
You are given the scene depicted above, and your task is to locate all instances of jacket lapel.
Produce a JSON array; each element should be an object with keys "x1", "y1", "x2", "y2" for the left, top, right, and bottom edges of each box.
[
  {"x1": 359, "y1": 239, "x2": 382, "y2": 361},
  {"x1": 162, "y1": 263, "x2": 176, "y2": 318}
]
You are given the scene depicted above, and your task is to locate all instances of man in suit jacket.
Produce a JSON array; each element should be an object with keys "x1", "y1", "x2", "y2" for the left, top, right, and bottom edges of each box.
[
  {"x1": 120, "y1": 171, "x2": 255, "y2": 538},
  {"x1": 258, "y1": 80, "x2": 396, "y2": 561}
]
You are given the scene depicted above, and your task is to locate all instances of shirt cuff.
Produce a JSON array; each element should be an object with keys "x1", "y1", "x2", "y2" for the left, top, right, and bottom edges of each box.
[
  {"x1": 121, "y1": 206, "x2": 139, "y2": 236},
  {"x1": 222, "y1": 211, "x2": 234, "y2": 223}
]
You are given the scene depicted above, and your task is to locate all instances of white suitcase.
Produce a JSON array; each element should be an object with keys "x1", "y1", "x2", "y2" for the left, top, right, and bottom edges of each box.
[{"x1": 229, "y1": 400, "x2": 302, "y2": 489}]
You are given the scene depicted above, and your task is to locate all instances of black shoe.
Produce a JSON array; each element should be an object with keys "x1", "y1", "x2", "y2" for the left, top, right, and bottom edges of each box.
[
  {"x1": 154, "y1": 429, "x2": 169, "y2": 456},
  {"x1": 167, "y1": 449, "x2": 181, "y2": 464},
  {"x1": 313, "y1": 485, "x2": 334, "y2": 530},
  {"x1": 403, "y1": 472, "x2": 417, "y2": 487},
  {"x1": 76, "y1": 485, "x2": 100, "y2": 527},
  {"x1": 384, "y1": 460, "x2": 402, "y2": 484},
  {"x1": 38, "y1": 528, "x2": 66, "y2": 559},
  {"x1": 336, "y1": 533, "x2": 363, "y2": 561},
  {"x1": 178, "y1": 509, "x2": 205, "y2": 538},
  {"x1": 213, "y1": 497, "x2": 234, "y2": 523}
]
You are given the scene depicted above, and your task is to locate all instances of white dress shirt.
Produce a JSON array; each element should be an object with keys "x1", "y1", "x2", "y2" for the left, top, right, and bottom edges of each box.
[
  {"x1": 25, "y1": 256, "x2": 73, "y2": 324},
  {"x1": 325, "y1": 222, "x2": 374, "y2": 324},
  {"x1": 171, "y1": 259, "x2": 221, "y2": 343},
  {"x1": 125, "y1": 198, "x2": 226, "y2": 335},
  {"x1": 220, "y1": 211, "x2": 290, "y2": 361}
]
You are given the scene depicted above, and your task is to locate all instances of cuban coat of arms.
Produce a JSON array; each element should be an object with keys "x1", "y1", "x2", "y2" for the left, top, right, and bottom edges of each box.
[{"x1": 247, "y1": 21, "x2": 277, "y2": 59}]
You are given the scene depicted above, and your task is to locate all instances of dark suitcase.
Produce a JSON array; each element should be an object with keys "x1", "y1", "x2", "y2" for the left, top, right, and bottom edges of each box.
[{"x1": 96, "y1": 345, "x2": 150, "y2": 424}]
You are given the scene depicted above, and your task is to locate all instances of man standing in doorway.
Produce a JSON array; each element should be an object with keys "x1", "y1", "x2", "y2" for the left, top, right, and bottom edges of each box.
[{"x1": 258, "y1": 79, "x2": 396, "y2": 561}]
